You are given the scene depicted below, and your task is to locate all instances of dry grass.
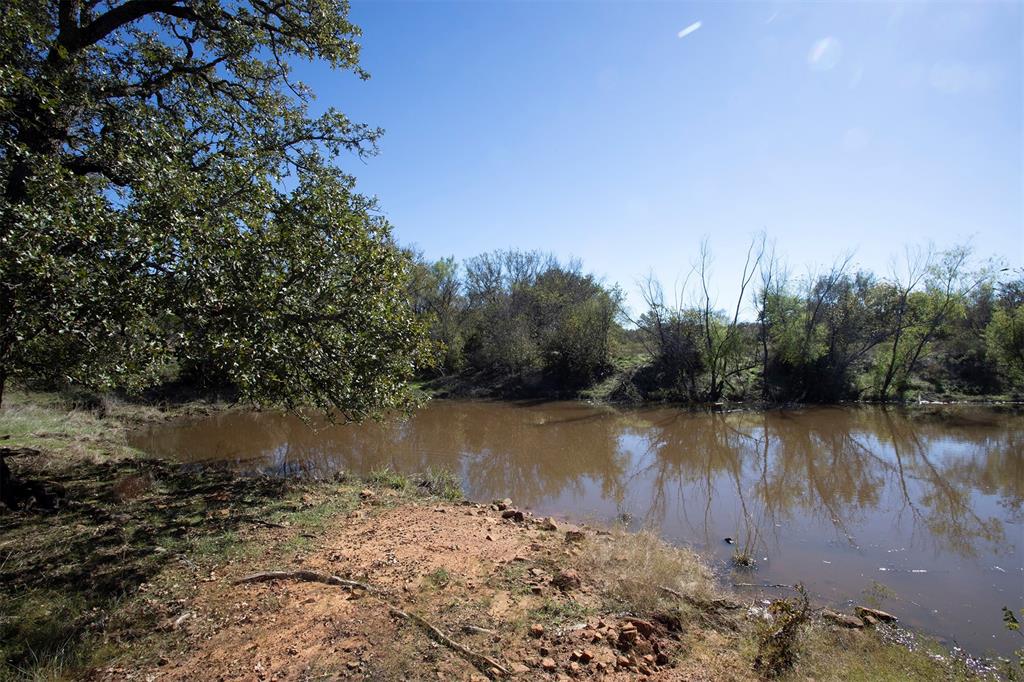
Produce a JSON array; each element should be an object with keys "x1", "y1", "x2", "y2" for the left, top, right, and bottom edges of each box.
[{"x1": 578, "y1": 527, "x2": 715, "y2": 613}]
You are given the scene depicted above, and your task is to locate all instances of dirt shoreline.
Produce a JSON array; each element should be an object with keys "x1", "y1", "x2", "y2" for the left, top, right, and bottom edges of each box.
[{"x1": 0, "y1": 392, "x2": 1004, "y2": 681}]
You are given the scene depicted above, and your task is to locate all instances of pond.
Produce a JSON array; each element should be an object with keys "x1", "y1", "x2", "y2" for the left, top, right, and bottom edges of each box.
[{"x1": 129, "y1": 400, "x2": 1023, "y2": 657}]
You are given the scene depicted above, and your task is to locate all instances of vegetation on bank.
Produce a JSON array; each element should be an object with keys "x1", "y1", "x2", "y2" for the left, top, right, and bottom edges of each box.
[
  {"x1": 408, "y1": 244, "x2": 1023, "y2": 404},
  {"x1": 2, "y1": 0, "x2": 1020, "y2": 423},
  {"x1": 0, "y1": 392, "x2": 999, "y2": 680}
]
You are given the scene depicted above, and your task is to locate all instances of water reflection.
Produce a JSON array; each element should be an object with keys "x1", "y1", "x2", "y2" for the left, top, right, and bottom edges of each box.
[{"x1": 131, "y1": 401, "x2": 1023, "y2": 656}]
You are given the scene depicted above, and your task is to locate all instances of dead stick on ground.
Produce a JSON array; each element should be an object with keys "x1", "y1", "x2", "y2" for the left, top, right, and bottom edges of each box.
[
  {"x1": 235, "y1": 570, "x2": 509, "y2": 678},
  {"x1": 389, "y1": 606, "x2": 509, "y2": 675}
]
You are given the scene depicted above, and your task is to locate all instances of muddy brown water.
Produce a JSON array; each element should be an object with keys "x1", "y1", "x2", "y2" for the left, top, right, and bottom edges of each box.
[{"x1": 129, "y1": 400, "x2": 1023, "y2": 657}]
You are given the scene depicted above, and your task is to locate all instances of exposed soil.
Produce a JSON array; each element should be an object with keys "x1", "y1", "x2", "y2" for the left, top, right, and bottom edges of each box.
[{"x1": 90, "y1": 497, "x2": 723, "y2": 681}]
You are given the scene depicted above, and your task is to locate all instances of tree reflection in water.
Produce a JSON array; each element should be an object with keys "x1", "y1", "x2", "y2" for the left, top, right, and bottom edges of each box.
[{"x1": 132, "y1": 401, "x2": 1023, "y2": 656}]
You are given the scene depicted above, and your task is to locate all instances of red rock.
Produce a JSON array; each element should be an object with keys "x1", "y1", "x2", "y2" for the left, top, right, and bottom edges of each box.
[
  {"x1": 552, "y1": 569, "x2": 582, "y2": 591},
  {"x1": 822, "y1": 609, "x2": 864, "y2": 628},
  {"x1": 854, "y1": 606, "x2": 897, "y2": 623},
  {"x1": 624, "y1": 617, "x2": 655, "y2": 637}
]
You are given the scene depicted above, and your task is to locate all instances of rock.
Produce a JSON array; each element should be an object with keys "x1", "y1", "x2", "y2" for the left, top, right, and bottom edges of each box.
[
  {"x1": 579, "y1": 649, "x2": 594, "y2": 663},
  {"x1": 530, "y1": 623, "x2": 545, "y2": 638},
  {"x1": 540, "y1": 646, "x2": 551, "y2": 656},
  {"x1": 552, "y1": 569, "x2": 582, "y2": 591},
  {"x1": 822, "y1": 609, "x2": 864, "y2": 628},
  {"x1": 617, "y1": 623, "x2": 638, "y2": 648},
  {"x1": 541, "y1": 657, "x2": 557, "y2": 671},
  {"x1": 359, "y1": 488, "x2": 375, "y2": 500},
  {"x1": 568, "y1": 662, "x2": 581, "y2": 674},
  {"x1": 724, "y1": 537, "x2": 734, "y2": 544},
  {"x1": 655, "y1": 652, "x2": 670, "y2": 666},
  {"x1": 861, "y1": 613, "x2": 879, "y2": 627},
  {"x1": 494, "y1": 498, "x2": 513, "y2": 511},
  {"x1": 854, "y1": 606, "x2": 897, "y2": 623},
  {"x1": 531, "y1": 585, "x2": 544, "y2": 595},
  {"x1": 623, "y1": 617, "x2": 655, "y2": 638},
  {"x1": 510, "y1": 662, "x2": 530, "y2": 674},
  {"x1": 501, "y1": 509, "x2": 525, "y2": 522},
  {"x1": 564, "y1": 530, "x2": 586, "y2": 543},
  {"x1": 540, "y1": 517, "x2": 558, "y2": 531},
  {"x1": 616, "y1": 655, "x2": 631, "y2": 667}
]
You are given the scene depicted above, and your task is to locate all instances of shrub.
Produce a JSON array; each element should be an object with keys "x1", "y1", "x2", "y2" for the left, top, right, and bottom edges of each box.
[{"x1": 753, "y1": 584, "x2": 811, "y2": 678}]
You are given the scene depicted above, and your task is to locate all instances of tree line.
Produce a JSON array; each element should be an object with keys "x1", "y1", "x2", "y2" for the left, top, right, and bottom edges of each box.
[
  {"x1": 408, "y1": 241, "x2": 1023, "y2": 403},
  {"x1": 1, "y1": 0, "x2": 1019, "y2": 413}
]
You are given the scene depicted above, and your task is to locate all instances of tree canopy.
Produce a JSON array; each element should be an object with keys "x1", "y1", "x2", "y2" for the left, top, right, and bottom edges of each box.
[{"x1": 0, "y1": 0, "x2": 433, "y2": 416}]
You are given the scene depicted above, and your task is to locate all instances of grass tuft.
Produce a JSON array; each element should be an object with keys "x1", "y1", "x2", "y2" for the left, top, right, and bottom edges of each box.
[
  {"x1": 414, "y1": 467, "x2": 463, "y2": 501},
  {"x1": 578, "y1": 527, "x2": 714, "y2": 614},
  {"x1": 367, "y1": 466, "x2": 410, "y2": 491}
]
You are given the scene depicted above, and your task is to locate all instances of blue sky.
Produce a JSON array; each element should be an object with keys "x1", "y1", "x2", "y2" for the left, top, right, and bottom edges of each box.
[{"x1": 297, "y1": 0, "x2": 1022, "y2": 315}]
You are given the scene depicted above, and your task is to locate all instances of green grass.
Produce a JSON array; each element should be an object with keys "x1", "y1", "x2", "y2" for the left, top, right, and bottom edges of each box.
[
  {"x1": 791, "y1": 624, "x2": 980, "y2": 681},
  {"x1": 270, "y1": 492, "x2": 359, "y2": 530},
  {"x1": 368, "y1": 466, "x2": 411, "y2": 490},
  {"x1": 528, "y1": 598, "x2": 592, "y2": 627},
  {"x1": 426, "y1": 567, "x2": 452, "y2": 588},
  {"x1": 414, "y1": 467, "x2": 463, "y2": 501},
  {"x1": 494, "y1": 561, "x2": 533, "y2": 596}
]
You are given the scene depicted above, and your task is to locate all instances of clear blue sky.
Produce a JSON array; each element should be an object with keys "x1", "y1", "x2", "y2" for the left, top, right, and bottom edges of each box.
[{"x1": 297, "y1": 0, "x2": 1022, "y2": 316}]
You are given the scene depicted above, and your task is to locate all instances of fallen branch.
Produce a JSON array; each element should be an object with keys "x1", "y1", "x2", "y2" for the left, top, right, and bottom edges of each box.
[
  {"x1": 461, "y1": 624, "x2": 496, "y2": 636},
  {"x1": 657, "y1": 584, "x2": 742, "y2": 611},
  {"x1": 236, "y1": 570, "x2": 373, "y2": 592},
  {"x1": 390, "y1": 606, "x2": 509, "y2": 676},
  {"x1": 234, "y1": 570, "x2": 508, "y2": 678}
]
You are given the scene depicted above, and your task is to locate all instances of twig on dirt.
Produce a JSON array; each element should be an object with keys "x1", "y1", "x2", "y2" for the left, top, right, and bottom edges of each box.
[
  {"x1": 460, "y1": 624, "x2": 496, "y2": 636},
  {"x1": 234, "y1": 570, "x2": 509, "y2": 678},
  {"x1": 390, "y1": 606, "x2": 509, "y2": 676},
  {"x1": 656, "y1": 584, "x2": 742, "y2": 611},
  {"x1": 732, "y1": 582, "x2": 795, "y2": 589}
]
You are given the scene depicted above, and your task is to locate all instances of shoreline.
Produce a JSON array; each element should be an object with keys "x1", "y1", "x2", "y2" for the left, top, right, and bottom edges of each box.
[
  {"x1": 0, "y1": 392, "x2": 1012, "y2": 680},
  {"x1": 421, "y1": 373, "x2": 1024, "y2": 412}
]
